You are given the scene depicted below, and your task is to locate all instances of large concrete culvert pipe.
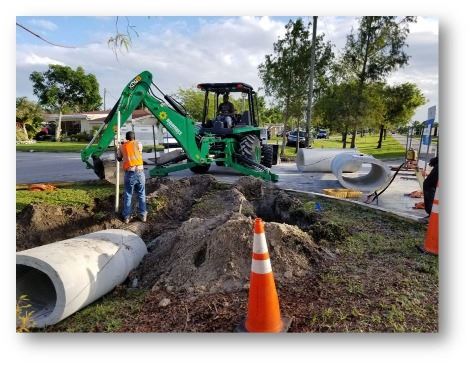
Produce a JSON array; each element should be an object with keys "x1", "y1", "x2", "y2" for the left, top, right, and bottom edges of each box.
[
  {"x1": 16, "y1": 229, "x2": 147, "y2": 328},
  {"x1": 296, "y1": 148, "x2": 362, "y2": 173},
  {"x1": 330, "y1": 153, "x2": 392, "y2": 193}
]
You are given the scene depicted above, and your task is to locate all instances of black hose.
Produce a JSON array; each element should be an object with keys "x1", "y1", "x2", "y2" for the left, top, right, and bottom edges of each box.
[{"x1": 365, "y1": 162, "x2": 405, "y2": 204}]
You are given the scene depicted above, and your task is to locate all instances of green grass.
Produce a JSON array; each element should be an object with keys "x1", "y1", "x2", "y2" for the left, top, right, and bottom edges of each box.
[
  {"x1": 16, "y1": 181, "x2": 114, "y2": 212},
  {"x1": 270, "y1": 133, "x2": 406, "y2": 159},
  {"x1": 294, "y1": 192, "x2": 438, "y2": 332},
  {"x1": 16, "y1": 141, "x2": 165, "y2": 153},
  {"x1": 45, "y1": 289, "x2": 147, "y2": 333},
  {"x1": 16, "y1": 141, "x2": 90, "y2": 153}
]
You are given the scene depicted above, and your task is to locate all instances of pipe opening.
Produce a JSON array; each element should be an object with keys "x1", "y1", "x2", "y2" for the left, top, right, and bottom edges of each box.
[{"x1": 16, "y1": 264, "x2": 57, "y2": 323}]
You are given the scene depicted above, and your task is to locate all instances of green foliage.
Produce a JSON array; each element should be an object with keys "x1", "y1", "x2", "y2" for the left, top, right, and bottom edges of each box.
[
  {"x1": 177, "y1": 87, "x2": 215, "y2": 122},
  {"x1": 340, "y1": 16, "x2": 416, "y2": 147},
  {"x1": 16, "y1": 294, "x2": 35, "y2": 332},
  {"x1": 315, "y1": 81, "x2": 386, "y2": 135},
  {"x1": 341, "y1": 16, "x2": 416, "y2": 84},
  {"x1": 382, "y1": 83, "x2": 426, "y2": 129},
  {"x1": 30, "y1": 65, "x2": 102, "y2": 140},
  {"x1": 16, "y1": 97, "x2": 44, "y2": 139}
]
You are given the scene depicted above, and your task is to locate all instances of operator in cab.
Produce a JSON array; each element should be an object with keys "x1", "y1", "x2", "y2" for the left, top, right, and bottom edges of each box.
[
  {"x1": 217, "y1": 92, "x2": 235, "y2": 128},
  {"x1": 116, "y1": 131, "x2": 147, "y2": 224}
]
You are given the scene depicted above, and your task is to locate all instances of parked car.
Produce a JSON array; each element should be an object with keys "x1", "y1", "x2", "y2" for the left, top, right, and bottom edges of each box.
[
  {"x1": 286, "y1": 130, "x2": 307, "y2": 147},
  {"x1": 316, "y1": 129, "x2": 329, "y2": 139}
]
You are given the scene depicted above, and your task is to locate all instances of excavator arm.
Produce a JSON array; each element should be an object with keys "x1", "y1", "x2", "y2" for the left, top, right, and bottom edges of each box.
[
  {"x1": 81, "y1": 71, "x2": 211, "y2": 177},
  {"x1": 81, "y1": 70, "x2": 278, "y2": 182}
]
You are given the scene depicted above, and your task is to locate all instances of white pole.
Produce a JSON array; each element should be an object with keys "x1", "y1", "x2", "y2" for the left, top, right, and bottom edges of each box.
[{"x1": 115, "y1": 111, "x2": 121, "y2": 213}]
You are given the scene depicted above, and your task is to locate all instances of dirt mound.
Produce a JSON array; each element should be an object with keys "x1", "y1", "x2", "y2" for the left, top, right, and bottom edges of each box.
[
  {"x1": 16, "y1": 203, "x2": 122, "y2": 251},
  {"x1": 140, "y1": 213, "x2": 323, "y2": 294},
  {"x1": 17, "y1": 204, "x2": 87, "y2": 251},
  {"x1": 139, "y1": 177, "x2": 327, "y2": 294},
  {"x1": 17, "y1": 175, "x2": 330, "y2": 295},
  {"x1": 147, "y1": 175, "x2": 218, "y2": 220}
]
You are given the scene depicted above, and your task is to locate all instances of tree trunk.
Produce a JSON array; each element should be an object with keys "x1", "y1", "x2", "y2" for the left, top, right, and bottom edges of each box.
[
  {"x1": 55, "y1": 109, "x2": 63, "y2": 141},
  {"x1": 350, "y1": 127, "x2": 357, "y2": 148},
  {"x1": 377, "y1": 124, "x2": 384, "y2": 149},
  {"x1": 383, "y1": 129, "x2": 387, "y2": 140},
  {"x1": 342, "y1": 128, "x2": 348, "y2": 149},
  {"x1": 295, "y1": 119, "x2": 300, "y2": 153},
  {"x1": 280, "y1": 97, "x2": 290, "y2": 157},
  {"x1": 305, "y1": 16, "x2": 318, "y2": 149},
  {"x1": 360, "y1": 129, "x2": 364, "y2": 137},
  {"x1": 22, "y1": 123, "x2": 29, "y2": 140}
]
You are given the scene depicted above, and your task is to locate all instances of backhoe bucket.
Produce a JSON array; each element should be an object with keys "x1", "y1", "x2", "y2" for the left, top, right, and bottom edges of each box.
[{"x1": 93, "y1": 157, "x2": 124, "y2": 185}]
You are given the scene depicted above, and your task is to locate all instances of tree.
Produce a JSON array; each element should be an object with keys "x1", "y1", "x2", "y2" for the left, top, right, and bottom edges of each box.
[
  {"x1": 177, "y1": 87, "x2": 213, "y2": 122},
  {"x1": 259, "y1": 19, "x2": 311, "y2": 156},
  {"x1": 315, "y1": 81, "x2": 385, "y2": 148},
  {"x1": 341, "y1": 16, "x2": 416, "y2": 147},
  {"x1": 30, "y1": 65, "x2": 102, "y2": 141},
  {"x1": 16, "y1": 97, "x2": 44, "y2": 140},
  {"x1": 377, "y1": 83, "x2": 426, "y2": 148}
]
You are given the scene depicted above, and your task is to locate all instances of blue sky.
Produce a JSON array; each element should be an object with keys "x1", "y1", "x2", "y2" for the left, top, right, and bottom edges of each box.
[{"x1": 16, "y1": 16, "x2": 438, "y2": 121}]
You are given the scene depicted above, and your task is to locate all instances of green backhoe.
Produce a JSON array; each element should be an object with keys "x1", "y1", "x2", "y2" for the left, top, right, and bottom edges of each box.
[{"x1": 81, "y1": 71, "x2": 278, "y2": 182}]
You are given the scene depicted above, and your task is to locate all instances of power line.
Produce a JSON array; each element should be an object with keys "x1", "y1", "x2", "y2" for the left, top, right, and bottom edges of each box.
[{"x1": 16, "y1": 22, "x2": 76, "y2": 48}]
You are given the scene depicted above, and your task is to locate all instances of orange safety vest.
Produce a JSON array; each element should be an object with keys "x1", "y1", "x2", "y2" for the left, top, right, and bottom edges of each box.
[{"x1": 121, "y1": 140, "x2": 143, "y2": 171}]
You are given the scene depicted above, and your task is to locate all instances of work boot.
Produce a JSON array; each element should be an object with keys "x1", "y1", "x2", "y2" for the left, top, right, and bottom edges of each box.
[
  {"x1": 139, "y1": 213, "x2": 147, "y2": 223},
  {"x1": 123, "y1": 216, "x2": 130, "y2": 224}
]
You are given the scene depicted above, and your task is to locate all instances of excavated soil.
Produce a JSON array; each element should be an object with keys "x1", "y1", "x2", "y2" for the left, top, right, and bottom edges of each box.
[
  {"x1": 18, "y1": 174, "x2": 438, "y2": 333},
  {"x1": 137, "y1": 176, "x2": 330, "y2": 294},
  {"x1": 17, "y1": 175, "x2": 330, "y2": 293}
]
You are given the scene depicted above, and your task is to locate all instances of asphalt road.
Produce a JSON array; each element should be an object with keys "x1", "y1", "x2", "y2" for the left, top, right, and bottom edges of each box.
[
  {"x1": 16, "y1": 150, "x2": 425, "y2": 219},
  {"x1": 16, "y1": 151, "x2": 99, "y2": 183}
]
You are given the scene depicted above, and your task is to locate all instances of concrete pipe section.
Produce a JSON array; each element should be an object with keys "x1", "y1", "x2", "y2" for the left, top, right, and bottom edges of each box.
[
  {"x1": 296, "y1": 148, "x2": 362, "y2": 173},
  {"x1": 16, "y1": 229, "x2": 147, "y2": 328},
  {"x1": 330, "y1": 153, "x2": 392, "y2": 193}
]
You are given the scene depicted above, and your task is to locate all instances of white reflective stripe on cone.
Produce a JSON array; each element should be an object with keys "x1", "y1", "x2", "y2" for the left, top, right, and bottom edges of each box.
[
  {"x1": 432, "y1": 204, "x2": 439, "y2": 214},
  {"x1": 253, "y1": 233, "x2": 268, "y2": 254},
  {"x1": 251, "y1": 259, "x2": 272, "y2": 274}
]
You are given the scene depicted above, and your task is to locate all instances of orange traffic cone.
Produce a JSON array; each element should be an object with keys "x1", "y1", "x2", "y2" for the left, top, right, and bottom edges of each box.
[
  {"x1": 237, "y1": 218, "x2": 291, "y2": 332},
  {"x1": 422, "y1": 181, "x2": 439, "y2": 255}
]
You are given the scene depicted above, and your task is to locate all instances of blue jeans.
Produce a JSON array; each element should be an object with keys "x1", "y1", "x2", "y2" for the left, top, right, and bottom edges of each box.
[{"x1": 122, "y1": 170, "x2": 147, "y2": 219}]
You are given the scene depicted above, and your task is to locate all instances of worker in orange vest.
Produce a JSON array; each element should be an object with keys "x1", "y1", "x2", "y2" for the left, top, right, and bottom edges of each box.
[{"x1": 117, "y1": 131, "x2": 147, "y2": 224}]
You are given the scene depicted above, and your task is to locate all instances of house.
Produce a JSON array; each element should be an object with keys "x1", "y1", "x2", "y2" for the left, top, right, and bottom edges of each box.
[{"x1": 43, "y1": 109, "x2": 164, "y2": 145}]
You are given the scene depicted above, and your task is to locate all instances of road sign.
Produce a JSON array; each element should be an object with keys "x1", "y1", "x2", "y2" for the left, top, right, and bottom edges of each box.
[
  {"x1": 428, "y1": 105, "x2": 437, "y2": 120},
  {"x1": 422, "y1": 118, "x2": 434, "y2": 146}
]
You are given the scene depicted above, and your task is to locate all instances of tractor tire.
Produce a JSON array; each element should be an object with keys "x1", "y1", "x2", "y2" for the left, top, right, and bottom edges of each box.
[
  {"x1": 261, "y1": 144, "x2": 273, "y2": 168},
  {"x1": 239, "y1": 134, "x2": 261, "y2": 163},
  {"x1": 190, "y1": 164, "x2": 211, "y2": 174}
]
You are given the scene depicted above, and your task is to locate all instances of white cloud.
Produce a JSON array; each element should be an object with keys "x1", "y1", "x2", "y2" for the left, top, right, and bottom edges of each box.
[
  {"x1": 21, "y1": 53, "x2": 65, "y2": 66},
  {"x1": 29, "y1": 19, "x2": 58, "y2": 32},
  {"x1": 16, "y1": 16, "x2": 438, "y2": 121}
]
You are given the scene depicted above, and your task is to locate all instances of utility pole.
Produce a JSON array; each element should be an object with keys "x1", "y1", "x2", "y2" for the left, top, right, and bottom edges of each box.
[
  {"x1": 305, "y1": 16, "x2": 317, "y2": 148},
  {"x1": 103, "y1": 88, "x2": 107, "y2": 111}
]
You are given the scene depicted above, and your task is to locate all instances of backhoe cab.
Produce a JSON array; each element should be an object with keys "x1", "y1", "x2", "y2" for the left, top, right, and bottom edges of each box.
[
  {"x1": 195, "y1": 82, "x2": 274, "y2": 170},
  {"x1": 80, "y1": 71, "x2": 278, "y2": 183}
]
